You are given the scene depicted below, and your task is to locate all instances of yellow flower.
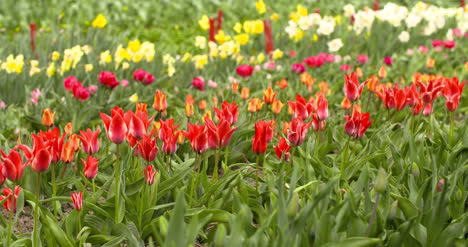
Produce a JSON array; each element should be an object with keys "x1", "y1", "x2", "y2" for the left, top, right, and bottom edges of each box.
[
  {"x1": 99, "y1": 51, "x2": 112, "y2": 64},
  {"x1": 270, "y1": 13, "x2": 279, "y2": 21},
  {"x1": 209, "y1": 42, "x2": 219, "y2": 57},
  {"x1": 256, "y1": 0, "x2": 266, "y2": 14},
  {"x1": 256, "y1": 53, "x2": 265, "y2": 63},
  {"x1": 29, "y1": 60, "x2": 40, "y2": 76},
  {"x1": 195, "y1": 36, "x2": 207, "y2": 49},
  {"x1": 334, "y1": 15, "x2": 342, "y2": 25},
  {"x1": 91, "y1": 14, "x2": 107, "y2": 28},
  {"x1": 122, "y1": 62, "x2": 130, "y2": 70},
  {"x1": 168, "y1": 65, "x2": 176, "y2": 77},
  {"x1": 272, "y1": 49, "x2": 283, "y2": 60},
  {"x1": 312, "y1": 34, "x2": 319, "y2": 42},
  {"x1": 52, "y1": 51, "x2": 60, "y2": 61},
  {"x1": 3, "y1": 55, "x2": 24, "y2": 74},
  {"x1": 293, "y1": 30, "x2": 304, "y2": 42},
  {"x1": 128, "y1": 39, "x2": 141, "y2": 53},
  {"x1": 198, "y1": 15, "x2": 210, "y2": 30},
  {"x1": 181, "y1": 53, "x2": 192, "y2": 62},
  {"x1": 234, "y1": 34, "x2": 249, "y2": 46},
  {"x1": 129, "y1": 93, "x2": 139, "y2": 103},
  {"x1": 81, "y1": 45, "x2": 92, "y2": 54},
  {"x1": 296, "y1": 5, "x2": 308, "y2": 16},
  {"x1": 192, "y1": 54, "x2": 208, "y2": 69},
  {"x1": 114, "y1": 45, "x2": 131, "y2": 64},
  {"x1": 215, "y1": 30, "x2": 231, "y2": 44},
  {"x1": 46, "y1": 63, "x2": 56, "y2": 77},
  {"x1": 85, "y1": 64, "x2": 93, "y2": 72},
  {"x1": 233, "y1": 22, "x2": 242, "y2": 33},
  {"x1": 243, "y1": 20, "x2": 264, "y2": 34},
  {"x1": 253, "y1": 20, "x2": 264, "y2": 34}
]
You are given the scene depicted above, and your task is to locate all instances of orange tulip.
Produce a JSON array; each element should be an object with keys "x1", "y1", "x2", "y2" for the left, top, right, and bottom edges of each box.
[
  {"x1": 61, "y1": 134, "x2": 80, "y2": 163},
  {"x1": 177, "y1": 130, "x2": 185, "y2": 144},
  {"x1": 318, "y1": 81, "x2": 329, "y2": 95},
  {"x1": 231, "y1": 82, "x2": 239, "y2": 94},
  {"x1": 185, "y1": 104, "x2": 194, "y2": 117},
  {"x1": 203, "y1": 110, "x2": 212, "y2": 120},
  {"x1": 300, "y1": 72, "x2": 316, "y2": 87},
  {"x1": 282, "y1": 121, "x2": 290, "y2": 135},
  {"x1": 42, "y1": 108, "x2": 55, "y2": 127},
  {"x1": 426, "y1": 58, "x2": 435, "y2": 69},
  {"x1": 198, "y1": 100, "x2": 207, "y2": 111},
  {"x1": 136, "y1": 103, "x2": 148, "y2": 113},
  {"x1": 241, "y1": 87, "x2": 250, "y2": 99},
  {"x1": 378, "y1": 66, "x2": 387, "y2": 79},
  {"x1": 248, "y1": 98, "x2": 263, "y2": 112},
  {"x1": 152, "y1": 90, "x2": 167, "y2": 112},
  {"x1": 263, "y1": 87, "x2": 276, "y2": 104},
  {"x1": 65, "y1": 122, "x2": 73, "y2": 135},
  {"x1": 341, "y1": 97, "x2": 352, "y2": 110},
  {"x1": 212, "y1": 96, "x2": 218, "y2": 108},
  {"x1": 366, "y1": 75, "x2": 379, "y2": 92},
  {"x1": 276, "y1": 79, "x2": 288, "y2": 89},
  {"x1": 271, "y1": 100, "x2": 284, "y2": 114},
  {"x1": 356, "y1": 67, "x2": 363, "y2": 77}
]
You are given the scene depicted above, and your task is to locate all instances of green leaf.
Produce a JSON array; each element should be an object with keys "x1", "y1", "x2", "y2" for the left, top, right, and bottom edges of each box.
[
  {"x1": 390, "y1": 193, "x2": 419, "y2": 220},
  {"x1": 323, "y1": 237, "x2": 382, "y2": 247},
  {"x1": 165, "y1": 192, "x2": 187, "y2": 247}
]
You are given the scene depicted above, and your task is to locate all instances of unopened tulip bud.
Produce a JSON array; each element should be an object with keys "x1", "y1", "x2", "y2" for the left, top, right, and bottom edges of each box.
[{"x1": 375, "y1": 168, "x2": 387, "y2": 193}]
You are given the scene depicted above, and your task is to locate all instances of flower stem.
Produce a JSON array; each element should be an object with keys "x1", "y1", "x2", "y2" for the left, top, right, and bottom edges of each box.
[
  {"x1": 51, "y1": 164, "x2": 58, "y2": 218},
  {"x1": 114, "y1": 144, "x2": 121, "y2": 223},
  {"x1": 213, "y1": 150, "x2": 220, "y2": 181},
  {"x1": 255, "y1": 155, "x2": 261, "y2": 191},
  {"x1": 33, "y1": 172, "x2": 41, "y2": 247},
  {"x1": 340, "y1": 136, "x2": 351, "y2": 178},
  {"x1": 449, "y1": 111, "x2": 455, "y2": 146},
  {"x1": 7, "y1": 182, "x2": 15, "y2": 246},
  {"x1": 166, "y1": 154, "x2": 172, "y2": 173}
]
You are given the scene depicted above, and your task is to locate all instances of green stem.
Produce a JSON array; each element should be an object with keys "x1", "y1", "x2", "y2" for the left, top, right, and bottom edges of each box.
[
  {"x1": 255, "y1": 155, "x2": 261, "y2": 191},
  {"x1": 33, "y1": 172, "x2": 41, "y2": 247},
  {"x1": 224, "y1": 145, "x2": 229, "y2": 167},
  {"x1": 366, "y1": 193, "x2": 381, "y2": 236},
  {"x1": 114, "y1": 144, "x2": 121, "y2": 223},
  {"x1": 449, "y1": 111, "x2": 454, "y2": 146},
  {"x1": 138, "y1": 184, "x2": 145, "y2": 230},
  {"x1": 190, "y1": 154, "x2": 201, "y2": 206},
  {"x1": 7, "y1": 182, "x2": 15, "y2": 246},
  {"x1": 166, "y1": 154, "x2": 172, "y2": 173},
  {"x1": 92, "y1": 179, "x2": 96, "y2": 193},
  {"x1": 340, "y1": 136, "x2": 351, "y2": 178},
  {"x1": 51, "y1": 164, "x2": 58, "y2": 218},
  {"x1": 213, "y1": 150, "x2": 220, "y2": 181}
]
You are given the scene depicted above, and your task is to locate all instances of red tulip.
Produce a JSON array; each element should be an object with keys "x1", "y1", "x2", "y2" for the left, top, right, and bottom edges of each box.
[
  {"x1": 1, "y1": 149, "x2": 26, "y2": 182},
  {"x1": 183, "y1": 123, "x2": 208, "y2": 154},
  {"x1": 443, "y1": 77, "x2": 465, "y2": 111},
  {"x1": 81, "y1": 156, "x2": 99, "y2": 179},
  {"x1": 287, "y1": 117, "x2": 312, "y2": 146},
  {"x1": 405, "y1": 84, "x2": 420, "y2": 107},
  {"x1": 291, "y1": 63, "x2": 305, "y2": 74},
  {"x1": 236, "y1": 64, "x2": 254, "y2": 78},
  {"x1": 423, "y1": 103, "x2": 433, "y2": 116},
  {"x1": 214, "y1": 101, "x2": 238, "y2": 126},
  {"x1": 100, "y1": 106, "x2": 128, "y2": 144},
  {"x1": 375, "y1": 84, "x2": 407, "y2": 111},
  {"x1": 274, "y1": 138, "x2": 292, "y2": 161},
  {"x1": 303, "y1": 56, "x2": 325, "y2": 68},
  {"x1": 204, "y1": 118, "x2": 238, "y2": 149},
  {"x1": 416, "y1": 79, "x2": 444, "y2": 104},
  {"x1": 311, "y1": 114, "x2": 326, "y2": 132},
  {"x1": 288, "y1": 95, "x2": 315, "y2": 120},
  {"x1": 0, "y1": 186, "x2": 21, "y2": 212},
  {"x1": 73, "y1": 85, "x2": 90, "y2": 101},
  {"x1": 143, "y1": 165, "x2": 157, "y2": 185},
  {"x1": 383, "y1": 56, "x2": 393, "y2": 66},
  {"x1": 252, "y1": 120, "x2": 273, "y2": 154},
  {"x1": 315, "y1": 93, "x2": 328, "y2": 120},
  {"x1": 133, "y1": 69, "x2": 147, "y2": 81},
  {"x1": 192, "y1": 77, "x2": 205, "y2": 91},
  {"x1": 136, "y1": 135, "x2": 158, "y2": 162},
  {"x1": 158, "y1": 119, "x2": 180, "y2": 154},
  {"x1": 357, "y1": 54, "x2": 369, "y2": 64},
  {"x1": 63, "y1": 76, "x2": 80, "y2": 92},
  {"x1": 98, "y1": 71, "x2": 120, "y2": 89},
  {"x1": 125, "y1": 111, "x2": 148, "y2": 140},
  {"x1": 344, "y1": 72, "x2": 366, "y2": 102},
  {"x1": 78, "y1": 128, "x2": 100, "y2": 154},
  {"x1": 71, "y1": 192, "x2": 83, "y2": 211},
  {"x1": 16, "y1": 134, "x2": 52, "y2": 172},
  {"x1": 443, "y1": 40, "x2": 456, "y2": 49},
  {"x1": 344, "y1": 108, "x2": 373, "y2": 139}
]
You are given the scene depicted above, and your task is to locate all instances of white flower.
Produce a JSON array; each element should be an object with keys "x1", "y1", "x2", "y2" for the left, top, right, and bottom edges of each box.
[
  {"x1": 195, "y1": 36, "x2": 207, "y2": 49},
  {"x1": 327, "y1": 39, "x2": 343, "y2": 52},
  {"x1": 398, "y1": 31, "x2": 410, "y2": 43},
  {"x1": 405, "y1": 14, "x2": 422, "y2": 28},
  {"x1": 317, "y1": 20, "x2": 335, "y2": 36},
  {"x1": 343, "y1": 4, "x2": 355, "y2": 17},
  {"x1": 446, "y1": 29, "x2": 453, "y2": 40},
  {"x1": 285, "y1": 21, "x2": 298, "y2": 38}
]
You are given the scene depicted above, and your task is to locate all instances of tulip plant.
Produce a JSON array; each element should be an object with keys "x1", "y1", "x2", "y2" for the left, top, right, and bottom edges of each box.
[{"x1": 0, "y1": 0, "x2": 467, "y2": 246}]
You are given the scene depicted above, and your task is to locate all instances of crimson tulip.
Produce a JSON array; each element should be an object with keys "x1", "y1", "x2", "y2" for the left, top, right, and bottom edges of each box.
[
  {"x1": 71, "y1": 192, "x2": 83, "y2": 211},
  {"x1": 344, "y1": 72, "x2": 366, "y2": 102},
  {"x1": 315, "y1": 93, "x2": 328, "y2": 120},
  {"x1": 443, "y1": 77, "x2": 465, "y2": 111},
  {"x1": 16, "y1": 134, "x2": 52, "y2": 172},
  {"x1": 344, "y1": 109, "x2": 373, "y2": 139},
  {"x1": 274, "y1": 138, "x2": 292, "y2": 161},
  {"x1": 98, "y1": 71, "x2": 119, "y2": 89},
  {"x1": 1, "y1": 149, "x2": 26, "y2": 182},
  {"x1": 288, "y1": 95, "x2": 315, "y2": 120},
  {"x1": 100, "y1": 106, "x2": 128, "y2": 144},
  {"x1": 214, "y1": 101, "x2": 238, "y2": 126},
  {"x1": 81, "y1": 156, "x2": 99, "y2": 179},
  {"x1": 192, "y1": 77, "x2": 205, "y2": 91},
  {"x1": 136, "y1": 135, "x2": 158, "y2": 162},
  {"x1": 252, "y1": 120, "x2": 273, "y2": 154},
  {"x1": 183, "y1": 123, "x2": 208, "y2": 154},
  {"x1": 204, "y1": 118, "x2": 238, "y2": 150},
  {"x1": 287, "y1": 117, "x2": 312, "y2": 146},
  {"x1": 416, "y1": 79, "x2": 444, "y2": 104},
  {"x1": 0, "y1": 186, "x2": 21, "y2": 212},
  {"x1": 143, "y1": 165, "x2": 157, "y2": 185},
  {"x1": 236, "y1": 64, "x2": 254, "y2": 78},
  {"x1": 158, "y1": 119, "x2": 179, "y2": 154},
  {"x1": 78, "y1": 128, "x2": 100, "y2": 154}
]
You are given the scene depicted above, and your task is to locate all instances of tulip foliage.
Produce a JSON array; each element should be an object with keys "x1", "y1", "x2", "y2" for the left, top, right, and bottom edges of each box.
[{"x1": 0, "y1": 1, "x2": 467, "y2": 246}]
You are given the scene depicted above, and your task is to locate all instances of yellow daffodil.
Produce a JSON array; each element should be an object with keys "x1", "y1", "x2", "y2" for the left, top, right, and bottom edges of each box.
[
  {"x1": 198, "y1": 15, "x2": 210, "y2": 30},
  {"x1": 92, "y1": 14, "x2": 107, "y2": 28},
  {"x1": 256, "y1": 0, "x2": 266, "y2": 14}
]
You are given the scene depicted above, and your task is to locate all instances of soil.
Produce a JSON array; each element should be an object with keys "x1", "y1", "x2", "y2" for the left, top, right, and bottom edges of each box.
[{"x1": 0, "y1": 205, "x2": 34, "y2": 234}]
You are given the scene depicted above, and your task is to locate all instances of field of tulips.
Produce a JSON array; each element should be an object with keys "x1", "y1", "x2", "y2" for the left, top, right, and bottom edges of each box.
[{"x1": 0, "y1": 0, "x2": 467, "y2": 246}]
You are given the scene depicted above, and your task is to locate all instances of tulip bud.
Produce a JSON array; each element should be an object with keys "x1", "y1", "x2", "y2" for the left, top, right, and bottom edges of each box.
[
  {"x1": 437, "y1": 179, "x2": 445, "y2": 192},
  {"x1": 42, "y1": 108, "x2": 55, "y2": 127},
  {"x1": 388, "y1": 200, "x2": 398, "y2": 222},
  {"x1": 65, "y1": 122, "x2": 73, "y2": 135},
  {"x1": 375, "y1": 168, "x2": 387, "y2": 193},
  {"x1": 287, "y1": 191, "x2": 300, "y2": 217},
  {"x1": 411, "y1": 163, "x2": 420, "y2": 177},
  {"x1": 71, "y1": 192, "x2": 83, "y2": 211},
  {"x1": 241, "y1": 87, "x2": 250, "y2": 99}
]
